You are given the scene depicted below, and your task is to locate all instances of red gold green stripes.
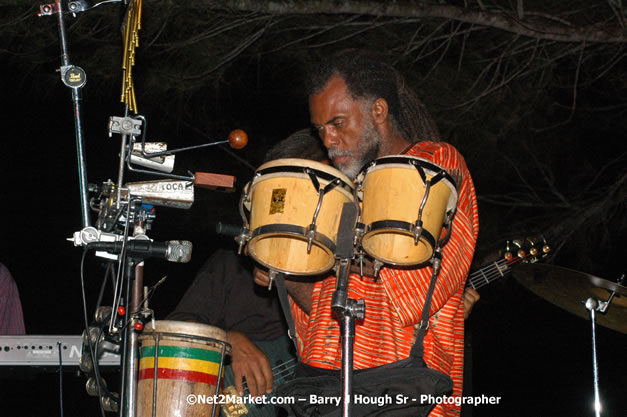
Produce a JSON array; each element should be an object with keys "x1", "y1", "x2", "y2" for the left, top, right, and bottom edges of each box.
[{"x1": 139, "y1": 345, "x2": 224, "y2": 384}]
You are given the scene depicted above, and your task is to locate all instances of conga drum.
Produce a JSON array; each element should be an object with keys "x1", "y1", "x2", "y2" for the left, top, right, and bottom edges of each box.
[
  {"x1": 241, "y1": 158, "x2": 355, "y2": 275},
  {"x1": 356, "y1": 155, "x2": 458, "y2": 265},
  {"x1": 136, "y1": 321, "x2": 231, "y2": 417}
]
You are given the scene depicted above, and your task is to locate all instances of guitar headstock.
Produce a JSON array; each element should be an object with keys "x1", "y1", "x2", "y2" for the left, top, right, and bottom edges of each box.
[{"x1": 502, "y1": 235, "x2": 551, "y2": 265}]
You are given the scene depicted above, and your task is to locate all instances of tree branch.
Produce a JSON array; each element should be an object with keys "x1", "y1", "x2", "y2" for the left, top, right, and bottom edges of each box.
[{"x1": 220, "y1": 0, "x2": 627, "y2": 43}]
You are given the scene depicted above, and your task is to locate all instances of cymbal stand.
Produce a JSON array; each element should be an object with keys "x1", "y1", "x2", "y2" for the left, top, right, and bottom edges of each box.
[
  {"x1": 583, "y1": 275, "x2": 623, "y2": 417},
  {"x1": 331, "y1": 203, "x2": 362, "y2": 417}
]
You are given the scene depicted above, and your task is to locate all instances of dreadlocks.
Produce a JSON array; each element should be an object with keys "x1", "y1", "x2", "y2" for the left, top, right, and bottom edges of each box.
[{"x1": 306, "y1": 49, "x2": 440, "y2": 142}]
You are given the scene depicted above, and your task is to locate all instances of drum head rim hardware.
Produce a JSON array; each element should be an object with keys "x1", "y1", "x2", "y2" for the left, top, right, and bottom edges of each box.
[
  {"x1": 357, "y1": 156, "x2": 459, "y2": 213},
  {"x1": 248, "y1": 223, "x2": 336, "y2": 275},
  {"x1": 306, "y1": 171, "x2": 343, "y2": 253},
  {"x1": 362, "y1": 220, "x2": 436, "y2": 265},
  {"x1": 255, "y1": 164, "x2": 354, "y2": 197},
  {"x1": 142, "y1": 320, "x2": 228, "y2": 340},
  {"x1": 139, "y1": 331, "x2": 232, "y2": 353}
]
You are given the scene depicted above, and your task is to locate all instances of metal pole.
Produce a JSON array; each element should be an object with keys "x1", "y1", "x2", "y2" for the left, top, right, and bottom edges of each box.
[
  {"x1": 72, "y1": 85, "x2": 91, "y2": 227},
  {"x1": 585, "y1": 298, "x2": 602, "y2": 417},
  {"x1": 340, "y1": 314, "x2": 354, "y2": 417},
  {"x1": 53, "y1": 0, "x2": 91, "y2": 227}
]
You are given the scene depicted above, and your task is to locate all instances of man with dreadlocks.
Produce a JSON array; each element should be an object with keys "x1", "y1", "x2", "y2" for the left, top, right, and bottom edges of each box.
[{"x1": 256, "y1": 50, "x2": 479, "y2": 417}]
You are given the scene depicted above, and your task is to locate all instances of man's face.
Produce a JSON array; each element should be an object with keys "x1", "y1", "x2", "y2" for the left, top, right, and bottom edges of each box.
[{"x1": 309, "y1": 75, "x2": 381, "y2": 179}]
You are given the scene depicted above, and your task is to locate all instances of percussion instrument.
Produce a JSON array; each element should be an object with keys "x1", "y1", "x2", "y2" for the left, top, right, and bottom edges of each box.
[
  {"x1": 355, "y1": 155, "x2": 458, "y2": 265},
  {"x1": 513, "y1": 264, "x2": 627, "y2": 334},
  {"x1": 241, "y1": 158, "x2": 354, "y2": 275},
  {"x1": 136, "y1": 321, "x2": 231, "y2": 417}
]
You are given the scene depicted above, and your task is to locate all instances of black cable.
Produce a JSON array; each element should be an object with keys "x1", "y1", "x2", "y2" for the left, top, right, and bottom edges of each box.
[
  {"x1": 96, "y1": 262, "x2": 113, "y2": 309},
  {"x1": 58, "y1": 340, "x2": 64, "y2": 417}
]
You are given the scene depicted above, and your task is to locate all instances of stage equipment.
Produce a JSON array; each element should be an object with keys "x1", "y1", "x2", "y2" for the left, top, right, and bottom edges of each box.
[
  {"x1": 136, "y1": 321, "x2": 231, "y2": 417},
  {"x1": 354, "y1": 156, "x2": 458, "y2": 276},
  {"x1": 238, "y1": 158, "x2": 355, "y2": 275},
  {"x1": 514, "y1": 264, "x2": 626, "y2": 417}
]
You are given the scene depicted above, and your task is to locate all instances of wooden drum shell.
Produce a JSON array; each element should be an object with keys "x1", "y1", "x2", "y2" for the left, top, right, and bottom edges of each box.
[
  {"x1": 136, "y1": 321, "x2": 230, "y2": 417},
  {"x1": 246, "y1": 159, "x2": 354, "y2": 275},
  {"x1": 358, "y1": 156, "x2": 457, "y2": 265}
]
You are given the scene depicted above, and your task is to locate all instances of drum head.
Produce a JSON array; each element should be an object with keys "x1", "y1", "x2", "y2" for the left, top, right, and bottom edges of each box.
[
  {"x1": 142, "y1": 320, "x2": 229, "y2": 348},
  {"x1": 257, "y1": 158, "x2": 352, "y2": 185}
]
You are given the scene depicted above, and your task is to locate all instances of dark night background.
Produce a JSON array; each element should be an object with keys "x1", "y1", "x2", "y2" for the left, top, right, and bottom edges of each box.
[{"x1": 1, "y1": 2, "x2": 626, "y2": 416}]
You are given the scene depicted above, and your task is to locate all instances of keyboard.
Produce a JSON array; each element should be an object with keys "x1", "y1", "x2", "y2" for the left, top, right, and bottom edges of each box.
[{"x1": 0, "y1": 335, "x2": 120, "y2": 366}]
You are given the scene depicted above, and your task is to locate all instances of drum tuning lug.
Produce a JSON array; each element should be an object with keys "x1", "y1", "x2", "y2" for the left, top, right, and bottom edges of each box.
[
  {"x1": 413, "y1": 220, "x2": 424, "y2": 244},
  {"x1": 268, "y1": 269, "x2": 279, "y2": 291},
  {"x1": 305, "y1": 224, "x2": 317, "y2": 253},
  {"x1": 236, "y1": 228, "x2": 249, "y2": 255},
  {"x1": 353, "y1": 222, "x2": 364, "y2": 246},
  {"x1": 373, "y1": 260, "x2": 384, "y2": 278},
  {"x1": 359, "y1": 254, "x2": 365, "y2": 277}
]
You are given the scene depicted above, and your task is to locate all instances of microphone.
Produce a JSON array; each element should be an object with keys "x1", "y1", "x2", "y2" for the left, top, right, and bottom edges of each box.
[
  {"x1": 86, "y1": 240, "x2": 192, "y2": 263},
  {"x1": 215, "y1": 222, "x2": 243, "y2": 237}
]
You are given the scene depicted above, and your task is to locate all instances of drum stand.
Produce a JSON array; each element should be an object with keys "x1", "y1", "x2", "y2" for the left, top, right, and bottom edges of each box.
[
  {"x1": 331, "y1": 203, "x2": 363, "y2": 417},
  {"x1": 583, "y1": 279, "x2": 621, "y2": 417}
]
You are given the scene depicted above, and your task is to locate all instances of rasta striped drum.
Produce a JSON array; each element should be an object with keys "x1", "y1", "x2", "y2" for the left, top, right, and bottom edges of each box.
[{"x1": 137, "y1": 321, "x2": 231, "y2": 417}]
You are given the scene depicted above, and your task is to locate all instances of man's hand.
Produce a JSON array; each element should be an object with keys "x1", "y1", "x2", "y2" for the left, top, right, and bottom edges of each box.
[
  {"x1": 463, "y1": 288, "x2": 480, "y2": 320},
  {"x1": 226, "y1": 330, "x2": 273, "y2": 397},
  {"x1": 253, "y1": 267, "x2": 272, "y2": 287}
]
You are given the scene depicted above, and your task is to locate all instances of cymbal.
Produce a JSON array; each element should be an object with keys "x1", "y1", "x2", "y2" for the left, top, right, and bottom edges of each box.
[{"x1": 513, "y1": 264, "x2": 627, "y2": 334}]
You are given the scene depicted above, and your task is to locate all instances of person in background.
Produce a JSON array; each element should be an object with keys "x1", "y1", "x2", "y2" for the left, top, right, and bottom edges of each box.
[
  {"x1": 167, "y1": 129, "x2": 326, "y2": 404},
  {"x1": 0, "y1": 262, "x2": 26, "y2": 335}
]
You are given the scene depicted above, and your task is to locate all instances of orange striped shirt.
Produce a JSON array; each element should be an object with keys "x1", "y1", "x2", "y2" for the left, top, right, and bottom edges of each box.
[{"x1": 290, "y1": 141, "x2": 479, "y2": 417}]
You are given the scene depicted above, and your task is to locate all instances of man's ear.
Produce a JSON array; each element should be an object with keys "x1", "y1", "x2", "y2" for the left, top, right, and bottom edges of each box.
[{"x1": 371, "y1": 98, "x2": 389, "y2": 125}]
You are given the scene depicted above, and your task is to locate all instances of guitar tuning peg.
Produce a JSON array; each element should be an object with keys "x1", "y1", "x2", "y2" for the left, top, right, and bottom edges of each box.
[
  {"x1": 529, "y1": 246, "x2": 539, "y2": 256},
  {"x1": 542, "y1": 244, "x2": 551, "y2": 254},
  {"x1": 503, "y1": 240, "x2": 513, "y2": 261},
  {"x1": 517, "y1": 249, "x2": 526, "y2": 259}
]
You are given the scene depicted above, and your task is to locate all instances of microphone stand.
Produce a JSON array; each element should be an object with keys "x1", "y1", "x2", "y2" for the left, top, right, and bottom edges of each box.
[
  {"x1": 119, "y1": 216, "x2": 148, "y2": 417},
  {"x1": 330, "y1": 203, "x2": 363, "y2": 417}
]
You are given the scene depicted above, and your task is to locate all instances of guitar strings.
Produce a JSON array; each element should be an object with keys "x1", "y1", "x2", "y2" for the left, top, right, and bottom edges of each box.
[
  {"x1": 467, "y1": 258, "x2": 511, "y2": 289},
  {"x1": 467, "y1": 256, "x2": 529, "y2": 289},
  {"x1": 239, "y1": 358, "x2": 298, "y2": 395}
]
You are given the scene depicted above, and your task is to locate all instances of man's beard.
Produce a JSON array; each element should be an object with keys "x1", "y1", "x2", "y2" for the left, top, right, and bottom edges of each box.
[{"x1": 328, "y1": 120, "x2": 381, "y2": 180}]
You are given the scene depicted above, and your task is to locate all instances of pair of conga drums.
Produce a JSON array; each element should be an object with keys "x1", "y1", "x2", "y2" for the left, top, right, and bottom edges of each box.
[{"x1": 241, "y1": 155, "x2": 458, "y2": 276}]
